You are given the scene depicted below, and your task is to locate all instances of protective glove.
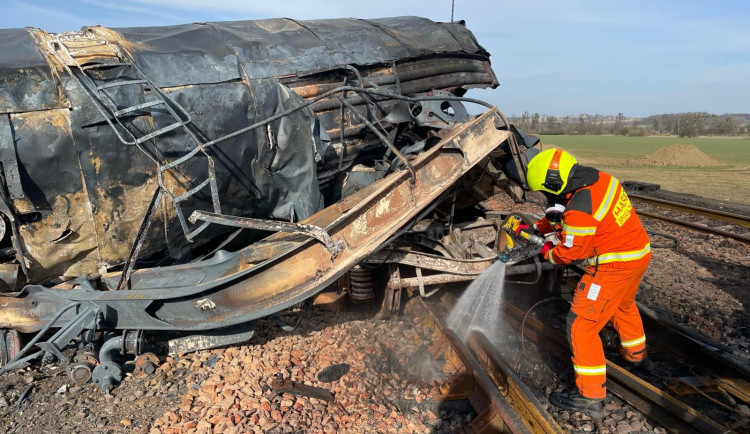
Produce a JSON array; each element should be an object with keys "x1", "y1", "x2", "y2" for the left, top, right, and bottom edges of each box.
[{"x1": 540, "y1": 241, "x2": 554, "y2": 257}]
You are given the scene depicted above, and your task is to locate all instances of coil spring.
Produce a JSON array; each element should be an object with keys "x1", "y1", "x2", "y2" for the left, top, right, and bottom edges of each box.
[{"x1": 348, "y1": 265, "x2": 375, "y2": 301}]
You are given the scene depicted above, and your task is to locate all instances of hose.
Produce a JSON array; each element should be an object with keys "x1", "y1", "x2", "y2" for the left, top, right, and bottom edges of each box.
[
  {"x1": 646, "y1": 231, "x2": 679, "y2": 249},
  {"x1": 519, "y1": 297, "x2": 571, "y2": 354},
  {"x1": 514, "y1": 297, "x2": 572, "y2": 392}
]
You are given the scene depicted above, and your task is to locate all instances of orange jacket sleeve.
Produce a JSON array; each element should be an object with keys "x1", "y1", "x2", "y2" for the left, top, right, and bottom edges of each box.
[{"x1": 546, "y1": 210, "x2": 598, "y2": 265}]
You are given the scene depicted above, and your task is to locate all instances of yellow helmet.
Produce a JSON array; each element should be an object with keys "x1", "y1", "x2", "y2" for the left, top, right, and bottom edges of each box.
[{"x1": 525, "y1": 148, "x2": 577, "y2": 195}]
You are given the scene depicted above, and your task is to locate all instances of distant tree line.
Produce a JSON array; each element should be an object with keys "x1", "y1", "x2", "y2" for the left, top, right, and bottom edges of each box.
[{"x1": 510, "y1": 112, "x2": 750, "y2": 137}]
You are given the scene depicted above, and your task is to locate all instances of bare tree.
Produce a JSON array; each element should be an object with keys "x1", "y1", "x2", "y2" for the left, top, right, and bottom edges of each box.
[
  {"x1": 521, "y1": 111, "x2": 530, "y2": 130},
  {"x1": 577, "y1": 115, "x2": 586, "y2": 135},
  {"x1": 614, "y1": 112, "x2": 624, "y2": 135}
]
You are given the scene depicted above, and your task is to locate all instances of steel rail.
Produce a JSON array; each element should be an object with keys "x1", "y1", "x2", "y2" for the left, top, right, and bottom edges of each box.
[
  {"x1": 629, "y1": 193, "x2": 750, "y2": 228},
  {"x1": 468, "y1": 331, "x2": 564, "y2": 434},
  {"x1": 637, "y1": 302, "x2": 750, "y2": 405},
  {"x1": 428, "y1": 294, "x2": 564, "y2": 433},
  {"x1": 501, "y1": 300, "x2": 734, "y2": 434},
  {"x1": 637, "y1": 210, "x2": 750, "y2": 243},
  {"x1": 413, "y1": 296, "x2": 556, "y2": 434}
]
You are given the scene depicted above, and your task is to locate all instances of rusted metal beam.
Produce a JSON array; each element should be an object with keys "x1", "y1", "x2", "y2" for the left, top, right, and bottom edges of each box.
[
  {"x1": 188, "y1": 210, "x2": 345, "y2": 258},
  {"x1": 387, "y1": 263, "x2": 555, "y2": 290},
  {"x1": 392, "y1": 273, "x2": 476, "y2": 288},
  {"x1": 271, "y1": 378, "x2": 333, "y2": 402},
  {"x1": 367, "y1": 248, "x2": 496, "y2": 275}
]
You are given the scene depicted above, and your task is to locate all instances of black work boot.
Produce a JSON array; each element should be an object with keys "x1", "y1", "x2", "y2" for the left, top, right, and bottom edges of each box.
[
  {"x1": 630, "y1": 357, "x2": 657, "y2": 374},
  {"x1": 549, "y1": 390, "x2": 604, "y2": 419}
]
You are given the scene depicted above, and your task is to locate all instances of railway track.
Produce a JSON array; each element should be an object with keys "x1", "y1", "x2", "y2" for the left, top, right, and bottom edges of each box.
[
  {"x1": 412, "y1": 278, "x2": 750, "y2": 433},
  {"x1": 628, "y1": 193, "x2": 750, "y2": 243},
  {"x1": 414, "y1": 295, "x2": 560, "y2": 433}
]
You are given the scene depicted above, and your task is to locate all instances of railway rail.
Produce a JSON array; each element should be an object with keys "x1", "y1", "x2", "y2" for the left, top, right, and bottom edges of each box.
[
  {"x1": 629, "y1": 194, "x2": 750, "y2": 228},
  {"x1": 410, "y1": 271, "x2": 750, "y2": 433},
  {"x1": 502, "y1": 297, "x2": 750, "y2": 433},
  {"x1": 414, "y1": 295, "x2": 560, "y2": 433},
  {"x1": 628, "y1": 193, "x2": 750, "y2": 243}
]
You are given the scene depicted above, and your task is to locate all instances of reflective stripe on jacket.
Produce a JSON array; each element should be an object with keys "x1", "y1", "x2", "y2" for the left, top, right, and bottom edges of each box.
[{"x1": 546, "y1": 172, "x2": 651, "y2": 270}]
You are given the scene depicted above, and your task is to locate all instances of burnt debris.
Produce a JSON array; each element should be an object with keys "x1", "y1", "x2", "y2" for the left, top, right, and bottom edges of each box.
[{"x1": 0, "y1": 17, "x2": 535, "y2": 392}]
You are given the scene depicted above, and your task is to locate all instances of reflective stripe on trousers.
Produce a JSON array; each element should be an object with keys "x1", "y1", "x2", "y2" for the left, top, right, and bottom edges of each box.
[
  {"x1": 573, "y1": 364, "x2": 606, "y2": 375},
  {"x1": 621, "y1": 335, "x2": 646, "y2": 348}
]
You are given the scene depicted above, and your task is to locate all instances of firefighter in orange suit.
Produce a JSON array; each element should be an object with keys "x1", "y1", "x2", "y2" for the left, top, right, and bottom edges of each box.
[{"x1": 524, "y1": 148, "x2": 651, "y2": 418}]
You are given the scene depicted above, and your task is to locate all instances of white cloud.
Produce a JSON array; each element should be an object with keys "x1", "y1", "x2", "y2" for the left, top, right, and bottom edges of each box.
[
  {"x1": 79, "y1": 0, "x2": 194, "y2": 23},
  {"x1": 7, "y1": 0, "x2": 84, "y2": 29},
  {"x1": 123, "y1": 0, "x2": 444, "y2": 20}
]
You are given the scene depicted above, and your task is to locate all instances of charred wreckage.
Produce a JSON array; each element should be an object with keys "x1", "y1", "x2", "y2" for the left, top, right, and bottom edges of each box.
[{"x1": 0, "y1": 17, "x2": 550, "y2": 392}]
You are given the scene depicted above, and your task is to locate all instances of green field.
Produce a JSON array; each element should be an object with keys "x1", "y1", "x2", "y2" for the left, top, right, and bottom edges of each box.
[{"x1": 538, "y1": 135, "x2": 750, "y2": 203}]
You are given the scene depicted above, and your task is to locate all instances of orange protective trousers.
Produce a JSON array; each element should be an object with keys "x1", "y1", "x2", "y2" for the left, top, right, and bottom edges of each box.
[{"x1": 567, "y1": 259, "x2": 650, "y2": 399}]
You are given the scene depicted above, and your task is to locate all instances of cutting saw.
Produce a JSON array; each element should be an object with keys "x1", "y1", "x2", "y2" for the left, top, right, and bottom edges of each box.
[{"x1": 497, "y1": 214, "x2": 547, "y2": 263}]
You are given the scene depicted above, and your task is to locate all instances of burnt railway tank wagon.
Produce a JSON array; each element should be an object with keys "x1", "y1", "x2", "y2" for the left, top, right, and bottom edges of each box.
[{"x1": 0, "y1": 17, "x2": 544, "y2": 390}]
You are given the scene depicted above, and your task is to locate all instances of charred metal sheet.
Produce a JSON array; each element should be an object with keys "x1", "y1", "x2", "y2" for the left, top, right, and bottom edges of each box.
[
  {"x1": 97, "y1": 24, "x2": 242, "y2": 87},
  {"x1": 3, "y1": 72, "x2": 322, "y2": 282},
  {"x1": 0, "y1": 29, "x2": 66, "y2": 113},
  {"x1": 0, "y1": 263, "x2": 18, "y2": 292},
  {"x1": 0, "y1": 115, "x2": 24, "y2": 201},
  {"x1": 107, "y1": 17, "x2": 494, "y2": 87},
  {"x1": 168, "y1": 321, "x2": 257, "y2": 354},
  {"x1": 271, "y1": 378, "x2": 333, "y2": 402},
  {"x1": 414, "y1": 91, "x2": 470, "y2": 129}
]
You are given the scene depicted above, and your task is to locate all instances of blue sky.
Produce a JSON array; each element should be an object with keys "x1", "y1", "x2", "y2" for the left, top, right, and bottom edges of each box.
[{"x1": 4, "y1": 0, "x2": 748, "y2": 117}]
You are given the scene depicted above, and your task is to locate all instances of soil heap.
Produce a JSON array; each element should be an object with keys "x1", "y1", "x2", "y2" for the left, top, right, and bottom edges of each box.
[{"x1": 633, "y1": 144, "x2": 722, "y2": 167}]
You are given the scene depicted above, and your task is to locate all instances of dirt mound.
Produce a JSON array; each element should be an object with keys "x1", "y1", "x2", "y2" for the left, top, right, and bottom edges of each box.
[{"x1": 633, "y1": 144, "x2": 722, "y2": 167}]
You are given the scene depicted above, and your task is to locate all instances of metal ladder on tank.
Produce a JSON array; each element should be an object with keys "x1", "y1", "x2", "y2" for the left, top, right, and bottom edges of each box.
[{"x1": 50, "y1": 33, "x2": 220, "y2": 240}]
